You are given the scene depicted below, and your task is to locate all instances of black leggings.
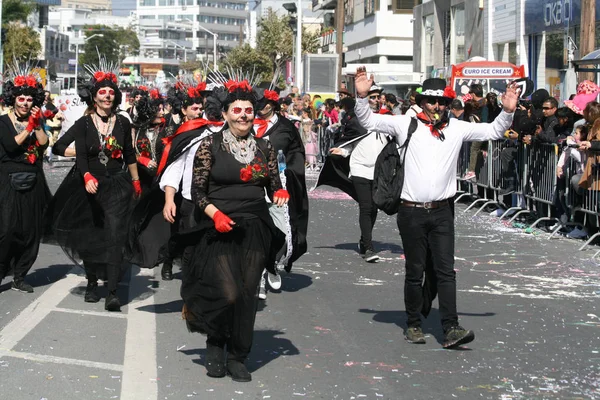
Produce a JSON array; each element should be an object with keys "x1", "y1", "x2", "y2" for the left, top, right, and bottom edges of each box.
[{"x1": 352, "y1": 176, "x2": 378, "y2": 249}]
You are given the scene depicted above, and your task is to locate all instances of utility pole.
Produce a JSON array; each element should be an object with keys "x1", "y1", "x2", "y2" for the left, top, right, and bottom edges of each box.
[
  {"x1": 579, "y1": 0, "x2": 595, "y2": 82},
  {"x1": 295, "y1": 0, "x2": 302, "y2": 92},
  {"x1": 0, "y1": 0, "x2": 4, "y2": 94},
  {"x1": 335, "y1": 0, "x2": 344, "y2": 90}
]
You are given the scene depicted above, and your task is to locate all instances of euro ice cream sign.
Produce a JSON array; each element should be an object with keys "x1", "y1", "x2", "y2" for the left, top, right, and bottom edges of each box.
[{"x1": 462, "y1": 67, "x2": 514, "y2": 77}]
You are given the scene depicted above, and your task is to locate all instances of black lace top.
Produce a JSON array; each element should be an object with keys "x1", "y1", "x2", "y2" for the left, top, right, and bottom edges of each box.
[
  {"x1": 0, "y1": 114, "x2": 48, "y2": 170},
  {"x1": 192, "y1": 131, "x2": 282, "y2": 215},
  {"x1": 74, "y1": 115, "x2": 136, "y2": 177}
]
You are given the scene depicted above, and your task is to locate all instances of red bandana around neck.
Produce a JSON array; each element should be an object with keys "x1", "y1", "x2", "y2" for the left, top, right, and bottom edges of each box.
[
  {"x1": 416, "y1": 111, "x2": 448, "y2": 141},
  {"x1": 253, "y1": 118, "x2": 269, "y2": 138}
]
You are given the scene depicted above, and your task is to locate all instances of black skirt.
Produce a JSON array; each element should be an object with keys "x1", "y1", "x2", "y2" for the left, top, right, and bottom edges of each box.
[
  {"x1": 46, "y1": 167, "x2": 135, "y2": 266},
  {"x1": 0, "y1": 163, "x2": 52, "y2": 251},
  {"x1": 176, "y1": 213, "x2": 284, "y2": 337}
]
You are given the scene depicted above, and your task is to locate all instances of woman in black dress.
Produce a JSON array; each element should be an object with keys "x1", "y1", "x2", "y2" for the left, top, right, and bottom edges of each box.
[
  {"x1": 0, "y1": 72, "x2": 51, "y2": 293},
  {"x1": 176, "y1": 81, "x2": 289, "y2": 382},
  {"x1": 133, "y1": 89, "x2": 165, "y2": 191},
  {"x1": 48, "y1": 70, "x2": 141, "y2": 311}
]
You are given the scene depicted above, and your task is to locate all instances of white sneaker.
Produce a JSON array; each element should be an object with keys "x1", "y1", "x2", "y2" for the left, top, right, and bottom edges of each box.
[
  {"x1": 267, "y1": 271, "x2": 282, "y2": 290},
  {"x1": 567, "y1": 226, "x2": 588, "y2": 239},
  {"x1": 489, "y1": 208, "x2": 506, "y2": 217},
  {"x1": 258, "y1": 276, "x2": 267, "y2": 300}
]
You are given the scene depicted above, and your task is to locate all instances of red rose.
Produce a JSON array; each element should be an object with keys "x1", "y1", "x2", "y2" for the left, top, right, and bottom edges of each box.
[
  {"x1": 240, "y1": 167, "x2": 253, "y2": 182},
  {"x1": 252, "y1": 164, "x2": 261, "y2": 172},
  {"x1": 27, "y1": 153, "x2": 37, "y2": 164},
  {"x1": 264, "y1": 90, "x2": 279, "y2": 102},
  {"x1": 25, "y1": 76, "x2": 37, "y2": 87},
  {"x1": 187, "y1": 87, "x2": 197, "y2": 98},
  {"x1": 150, "y1": 89, "x2": 160, "y2": 99},
  {"x1": 106, "y1": 143, "x2": 113, "y2": 150},
  {"x1": 14, "y1": 76, "x2": 26, "y2": 86},
  {"x1": 197, "y1": 82, "x2": 207, "y2": 92},
  {"x1": 35, "y1": 140, "x2": 40, "y2": 147},
  {"x1": 106, "y1": 72, "x2": 117, "y2": 83},
  {"x1": 94, "y1": 71, "x2": 106, "y2": 82},
  {"x1": 111, "y1": 149, "x2": 122, "y2": 159},
  {"x1": 28, "y1": 145, "x2": 35, "y2": 151},
  {"x1": 140, "y1": 151, "x2": 150, "y2": 158},
  {"x1": 139, "y1": 85, "x2": 148, "y2": 92}
]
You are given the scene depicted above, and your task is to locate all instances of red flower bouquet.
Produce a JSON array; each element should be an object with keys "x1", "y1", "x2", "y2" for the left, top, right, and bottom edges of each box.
[
  {"x1": 14, "y1": 76, "x2": 26, "y2": 87},
  {"x1": 240, "y1": 163, "x2": 267, "y2": 182}
]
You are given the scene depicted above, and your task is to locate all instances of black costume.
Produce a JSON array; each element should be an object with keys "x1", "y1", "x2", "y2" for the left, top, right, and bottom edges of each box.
[
  {"x1": 47, "y1": 114, "x2": 136, "y2": 290},
  {"x1": 258, "y1": 115, "x2": 308, "y2": 270},
  {"x1": 0, "y1": 115, "x2": 51, "y2": 285},
  {"x1": 171, "y1": 131, "x2": 284, "y2": 362}
]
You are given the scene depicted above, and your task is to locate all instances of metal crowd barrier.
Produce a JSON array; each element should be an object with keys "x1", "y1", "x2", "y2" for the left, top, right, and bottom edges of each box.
[{"x1": 455, "y1": 143, "x2": 475, "y2": 203}]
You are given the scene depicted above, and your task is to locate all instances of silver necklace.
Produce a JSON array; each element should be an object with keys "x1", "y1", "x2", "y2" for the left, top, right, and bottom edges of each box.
[
  {"x1": 93, "y1": 114, "x2": 113, "y2": 165},
  {"x1": 222, "y1": 129, "x2": 257, "y2": 164}
]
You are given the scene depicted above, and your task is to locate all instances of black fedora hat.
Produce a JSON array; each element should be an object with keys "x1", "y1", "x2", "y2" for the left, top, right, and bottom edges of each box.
[{"x1": 415, "y1": 78, "x2": 453, "y2": 104}]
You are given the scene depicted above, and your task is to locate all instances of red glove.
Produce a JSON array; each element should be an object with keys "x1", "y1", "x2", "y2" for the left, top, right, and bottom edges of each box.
[
  {"x1": 132, "y1": 179, "x2": 142, "y2": 197},
  {"x1": 213, "y1": 210, "x2": 234, "y2": 233},
  {"x1": 274, "y1": 189, "x2": 290, "y2": 200},
  {"x1": 26, "y1": 110, "x2": 41, "y2": 132},
  {"x1": 84, "y1": 172, "x2": 98, "y2": 186},
  {"x1": 137, "y1": 156, "x2": 152, "y2": 167}
]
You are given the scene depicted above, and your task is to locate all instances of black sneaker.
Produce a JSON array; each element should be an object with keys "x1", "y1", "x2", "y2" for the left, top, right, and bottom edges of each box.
[
  {"x1": 161, "y1": 262, "x2": 173, "y2": 281},
  {"x1": 105, "y1": 291, "x2": 121, "y2": 312},
  {"x1": 405, "y1": 326, "x2": 426, "y2": 344},
  {"x1": 443, "y1": 326, "x2": 475, "y2": 349},
  {"x1": 84, "y1": 282, "x2": 101, "y2": 303},
  {"x1": 362, "y1": 249, "x2": 380, "y2": 263},
  {"x1": 12, "y1": 280, "x2": 33, "y2": 293},
  {"x1": 227, "y1": 360, "x2": 251, "y2": 382},
  {"x1": 358, "y1": 241, "x2": 366, "y2": 256}
]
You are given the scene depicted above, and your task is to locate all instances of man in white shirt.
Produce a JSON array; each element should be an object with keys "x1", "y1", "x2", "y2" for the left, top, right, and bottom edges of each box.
[{"x1": 353, "y1": 68, "x2": 520, "y2": 349}]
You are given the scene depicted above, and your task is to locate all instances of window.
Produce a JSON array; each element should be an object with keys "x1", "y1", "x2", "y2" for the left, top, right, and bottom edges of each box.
[
  {"x1": 159, "y1": 0, "x2": 175, "y2": 5},
  {"x1": 451, "y1": 5, "x2": 465, "y2": 63},
  {"x1": 181, "y1": 0, "x2": 194, "y2": 4},
  {"x1": 394, "y1": 0, "x2": 421, "y2": 13},
  {"x1": 140, "y1": 15, "x2": 156, "y2": 19},
  {"x1": 364, "y1": 0, "x2": 377, "y2": 16},
  {"x1": 139, "y1": 0, "x2": 156, "y2": 5}
]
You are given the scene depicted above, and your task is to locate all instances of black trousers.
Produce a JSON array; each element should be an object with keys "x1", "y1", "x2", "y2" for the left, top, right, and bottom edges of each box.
[
  {"x1": 0, "y1": 229, "x2": 41, "y2": 282},
  {"x1": 351, "y1": 176, "x2": 378, "y2": 249},
  {"x1": 179, "y1": 198, "x2": 197, "y2": 269},
  {"x1": 84, "y1": 261, "x2": 119, "y2": 292},
  {"x1": 396, "y1": 205, "x2": 458, "y2": 331}
]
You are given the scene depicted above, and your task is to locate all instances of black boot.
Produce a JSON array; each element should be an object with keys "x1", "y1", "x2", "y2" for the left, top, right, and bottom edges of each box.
[
  {"x1": 105, "y1": 291, "x2": 121, "y2": 312},
  {"x1": 205, "y1": 339, "x2": 226, "y2": 378},
  {"x1": 84, "y1": 281, "x2": 100, "y2": 303},
  {"x1": 161, "y1": 261, "x2": 173, "y2": 281},
  {"x1": 227, "y1": 360, "x2": 251, "y2": 382}
]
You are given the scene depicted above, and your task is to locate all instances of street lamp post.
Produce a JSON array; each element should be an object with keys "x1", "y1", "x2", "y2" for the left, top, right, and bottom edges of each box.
[
  {"x1": 74, "y1": 33, "x2": 104, "y2": 94},
  {"x1": 197, "y1": 24, "x2": 218, "y2": 71}
]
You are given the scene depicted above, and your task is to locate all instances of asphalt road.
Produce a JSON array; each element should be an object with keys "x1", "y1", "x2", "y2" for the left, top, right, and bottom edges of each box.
[{"x1": 0, "y1": 162, "x2": 598, "y2": 400}]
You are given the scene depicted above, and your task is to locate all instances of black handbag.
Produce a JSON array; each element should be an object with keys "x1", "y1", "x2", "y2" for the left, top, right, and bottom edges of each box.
[{"x1": 9, "y1": 171, "x2": 37, "y2": 191}]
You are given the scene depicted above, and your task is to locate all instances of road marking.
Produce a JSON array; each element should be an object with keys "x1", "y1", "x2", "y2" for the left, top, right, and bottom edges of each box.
[
  {"x1": 54, "y1": 307, "x2": 128, "y2": 319},
  {"x1": 0, "y1": 350, "x2": 123, "y2": 372},
  {"x1": 120, "y1": 266, "x2": 158, "y2": 400},
  {"x1": 0, "y1": 270, "x2": 84, "y2": 351}
]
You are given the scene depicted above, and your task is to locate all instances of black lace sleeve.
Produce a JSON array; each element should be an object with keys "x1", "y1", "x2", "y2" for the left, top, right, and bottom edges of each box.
[
  {"x1": 266, "y1": 140, "x2": 282, "y2": 200},
  {"x1": 191, "y1": 136, "x2": 213, "y2": 211}
]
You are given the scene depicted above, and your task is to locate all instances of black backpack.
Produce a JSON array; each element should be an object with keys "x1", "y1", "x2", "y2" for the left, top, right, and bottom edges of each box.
[{"x1": 372, "y1": 117, "x2": 418, "y2": 215}]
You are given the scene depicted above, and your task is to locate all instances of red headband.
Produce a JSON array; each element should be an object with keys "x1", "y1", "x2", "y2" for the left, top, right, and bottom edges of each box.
[
  {"x1": 13, "y1": 75, "x2": 38, "y2": 87},
  {"x1": 224, "y1": 80, "x2": 252, "y2": 93},
  {"x1": 94, "y1": 71, "x2": 118, "y2": 84}
]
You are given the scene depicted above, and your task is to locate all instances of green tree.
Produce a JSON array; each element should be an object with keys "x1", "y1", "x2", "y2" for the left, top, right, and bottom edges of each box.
[
  {"x1": 3, "y1": 22, "x2": 41, "y2": 65},
  {"x1": 80, "y1": 25, "x2": 140, "y2": 67},
  {"x1": 221, "y1": 43, "x2": 272, "y2": 82},
  {"x1": 2, "y1": 0, "x2": 35, "y2": 24},
  {"x1": 256, "y1": 9, "x2": 321, "y2": 73}
]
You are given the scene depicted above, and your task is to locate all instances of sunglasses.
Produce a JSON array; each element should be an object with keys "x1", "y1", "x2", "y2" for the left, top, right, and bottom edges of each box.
[
  {"x1": 98, "y1": 89, "x2": 115, "y2": 96},
  {"x1": 231, "y1": 106, "x2": 254, "y2": 115},
  {"x1": 425, "y1": 97, "x2": 441, "y2": 105},
  {"x1": 542, "y1": 106, "x2": 554, "y2": 110},
  {"x1": 16, "y1": 96, "x2": 33, "y2": 103},
  {"x1": 368, "y1": 95, "x2": 380, "y2": 100}
]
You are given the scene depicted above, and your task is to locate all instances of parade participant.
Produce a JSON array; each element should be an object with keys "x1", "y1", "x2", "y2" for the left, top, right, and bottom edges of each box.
[
  {"x1": 353, "y1": 69, "x2": 519, "y2": 348},
  {"x1": 47, "y1": 66, "x2": 141, "y2": 311},
  {"x1": 0, "y1": 69, "x2": 51, "y2": 293},
  {"x1": 326, "y1": 91, "x2": 387, "y2": 262},
  {"x1": 169, "y1": 80, "x2": 287, "y2": 382},
  {"x1": 253, "y1": 87, "x2": 308, "y2": 300},
  {"x1": 133, "y1": 89, "x2": 165, "y2": 191}
]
